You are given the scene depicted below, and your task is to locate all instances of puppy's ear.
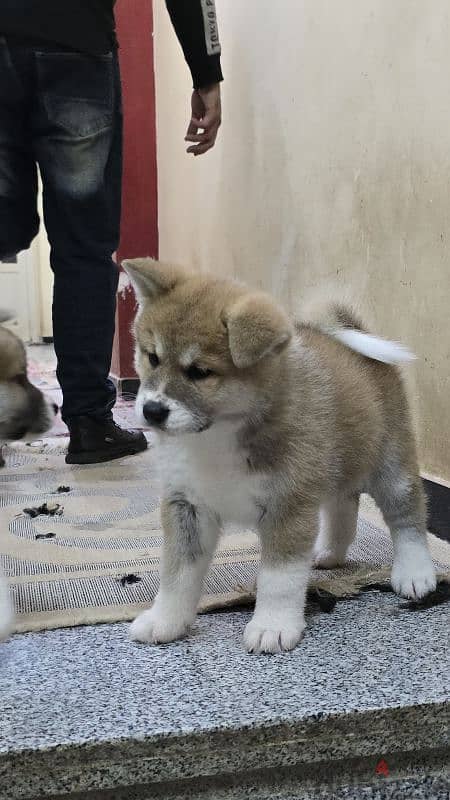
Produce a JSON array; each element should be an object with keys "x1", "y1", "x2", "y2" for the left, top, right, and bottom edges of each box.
[
  {"x1": 223, "y1": 293, "x2": 293, "y2": 368},
  {"x1": 122, "y1": 258, "x2": 186, "y2": 302}
]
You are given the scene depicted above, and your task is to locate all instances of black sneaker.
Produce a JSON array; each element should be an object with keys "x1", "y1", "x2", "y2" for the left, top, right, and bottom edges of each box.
[{"x1": 66, "y1": 417, "x2": 148, "y2": 465}]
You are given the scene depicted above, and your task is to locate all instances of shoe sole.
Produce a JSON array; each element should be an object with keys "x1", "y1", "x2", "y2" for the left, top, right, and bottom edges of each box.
[{"x1": 65, "y1": 439, "x2": 148, "y2": 465}]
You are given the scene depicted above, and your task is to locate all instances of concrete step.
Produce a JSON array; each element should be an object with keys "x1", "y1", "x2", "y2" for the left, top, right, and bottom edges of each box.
[{"x1": 1, "y1": 594, "x2": 448, "y2": 800}]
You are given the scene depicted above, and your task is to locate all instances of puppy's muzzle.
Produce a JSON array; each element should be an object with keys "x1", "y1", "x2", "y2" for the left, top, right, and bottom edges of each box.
[{"x1": 143, "y1": 400, "x2": 170, "y2": 427}]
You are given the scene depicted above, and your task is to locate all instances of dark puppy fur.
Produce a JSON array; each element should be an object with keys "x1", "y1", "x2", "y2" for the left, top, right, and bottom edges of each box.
[
  {"x1": 0, "y1": 314, "x2": 56, "y2": 639},
  {"x1": 0, "y1": 322, "x2": 56, "y2": 464}
]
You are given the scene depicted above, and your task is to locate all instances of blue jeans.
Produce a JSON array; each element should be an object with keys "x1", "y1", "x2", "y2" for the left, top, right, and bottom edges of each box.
[{"x1": 0, "y1": 36, "x2": 122, "y2": 423}]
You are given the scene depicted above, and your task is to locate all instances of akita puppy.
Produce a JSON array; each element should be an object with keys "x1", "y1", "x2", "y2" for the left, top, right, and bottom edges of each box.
[{"x1": 123, "y1": 259, "x2": 436, "y2": 654}]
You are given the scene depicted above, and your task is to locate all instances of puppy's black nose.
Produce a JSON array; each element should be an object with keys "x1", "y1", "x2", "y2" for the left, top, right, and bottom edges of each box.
[
  {"x1": 143, "y1": 400, "x2": 170, "y2": 426},
  {"x1": 52, "y1": 403, "x2": 59, "y2": 416}
]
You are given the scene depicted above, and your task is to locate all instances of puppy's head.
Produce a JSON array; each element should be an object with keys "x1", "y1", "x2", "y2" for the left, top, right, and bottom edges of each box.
[
  {"x1": 123, "y1": 258, "x2": 292, "y2": 435},
  {"x1": 0, "y1": 326, "x2": 57, "y2": 443}
]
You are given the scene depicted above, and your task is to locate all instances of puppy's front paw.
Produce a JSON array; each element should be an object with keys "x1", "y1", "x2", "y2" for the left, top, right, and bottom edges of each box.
[
  {"x1": 391, "y1": 558, "x2": 437, "y2": 600},
  {"x1": 130, "y1": 607, "x2": 190, "y2": 644},
  {"x1": 243, "y1": 618, "x2": 305, "y2": 654}
]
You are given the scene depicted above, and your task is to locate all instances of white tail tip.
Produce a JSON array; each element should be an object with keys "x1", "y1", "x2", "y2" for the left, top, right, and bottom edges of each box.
[{"x1": 332, "y1": 329, "x2": 416, "y2": 365}]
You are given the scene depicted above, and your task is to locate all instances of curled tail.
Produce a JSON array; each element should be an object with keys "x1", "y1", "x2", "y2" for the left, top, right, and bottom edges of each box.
[{"x1": 303, "y1": 298, "x2": 415, "y2": 365}]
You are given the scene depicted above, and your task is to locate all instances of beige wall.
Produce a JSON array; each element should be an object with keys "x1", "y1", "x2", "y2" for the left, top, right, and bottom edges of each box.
[{"x1": 154, "y1": 0, "x2": 450, "y2": 482}]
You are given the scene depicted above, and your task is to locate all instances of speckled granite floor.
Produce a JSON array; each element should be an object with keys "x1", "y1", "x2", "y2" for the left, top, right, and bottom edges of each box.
[{"x1": 1, "y1": 592, "x2": 449, "y2": 800}]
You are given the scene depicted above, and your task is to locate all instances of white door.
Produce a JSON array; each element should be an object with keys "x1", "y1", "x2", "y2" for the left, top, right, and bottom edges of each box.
[
  {"x1": 0, "y1": 242, "x2": 41, "y2": 343},
  {"x1": 0, "y1": 181, "x2": 53, "y2": 343}
]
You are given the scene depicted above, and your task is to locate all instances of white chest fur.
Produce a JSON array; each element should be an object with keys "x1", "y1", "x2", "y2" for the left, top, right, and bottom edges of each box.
[{"x1": 156, "y1": 423, "x2": 266, "y2": 527}]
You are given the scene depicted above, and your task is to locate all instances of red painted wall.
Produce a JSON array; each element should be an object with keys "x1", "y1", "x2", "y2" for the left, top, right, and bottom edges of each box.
[{"x1": 111, "y1": 0, "x2": 158, "y2": 380}]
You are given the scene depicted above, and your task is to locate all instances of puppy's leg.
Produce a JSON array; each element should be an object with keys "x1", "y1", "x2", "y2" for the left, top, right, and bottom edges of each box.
[
  {"x1": 371, "y1": 465, "x2": 436, "y2": 600},
  {"x1": 244, "y1": 507, "x2": 318, "y2": 654},
  {"x1": 130, "y1": 495, "x2": 220, "y2": 644},
  {"x1": 0, "y1": 570, "x2": 13, "y2": 642},
  {"x1": 313, "y1": 492, "x2": 359, "y2": 568}
]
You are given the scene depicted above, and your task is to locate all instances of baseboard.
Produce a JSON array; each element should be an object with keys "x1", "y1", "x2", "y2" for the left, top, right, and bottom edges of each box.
[{"x1": 423, "y1": 478, "x2": 450, "y2": 542}]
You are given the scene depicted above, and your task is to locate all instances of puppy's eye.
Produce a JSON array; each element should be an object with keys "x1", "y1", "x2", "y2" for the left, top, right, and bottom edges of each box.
[
  {"x1": 148, "y1": 352, "x2": 159, "y2": 368},
  {"x1": 186, "y1": 365, "x2": 214, "y2": 381}
]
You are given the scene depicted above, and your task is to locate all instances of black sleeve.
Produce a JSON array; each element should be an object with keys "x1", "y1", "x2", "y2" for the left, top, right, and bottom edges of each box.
[{"x1": 165, "y1": 0, "x2": 223, "y2": 89}]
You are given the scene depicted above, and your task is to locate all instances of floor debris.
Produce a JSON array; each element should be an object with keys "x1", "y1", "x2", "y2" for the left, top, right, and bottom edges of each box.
[
  {"x1": 357, "y1": 579, "x2": 450, "y2": 611},
  {"x1": 23, "y1": 502, "x2": 64, "y2": 518},
  {"x1": 35, "y1": 533, "x2": 56, "y2": 540},
  {"x1": 307, "y1": 587, "x2": 338, "y2": 612},
  {"x1": 400, "y1": 580, "x2": 450, "y2": 611},
  {"x1": 119, "y1": 574, "x2": 142, "y2": 587},
  {"x1": 360, "y1": 581, "x2": 392, "y2": 593}
]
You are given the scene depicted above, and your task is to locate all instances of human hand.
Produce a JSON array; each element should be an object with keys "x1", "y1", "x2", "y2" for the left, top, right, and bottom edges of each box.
[{"x1": 185, "y1": 83, "x2": 221, "y2": 156}]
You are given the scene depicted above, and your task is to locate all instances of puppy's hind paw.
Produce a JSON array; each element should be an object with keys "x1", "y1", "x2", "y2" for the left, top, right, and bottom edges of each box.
[
  {"x1": 391, "y1": 559, "x2": 437, "y2": 600},
  {"x1": 312, "y1": 548, "x2": 346, "y2": 569}
]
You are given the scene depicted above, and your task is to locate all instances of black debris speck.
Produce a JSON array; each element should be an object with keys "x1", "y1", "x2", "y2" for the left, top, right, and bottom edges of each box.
[
  {"x1": 119, "y1": 574, "x2": 142, "y2": 587},
  {"x1": 35, "y1": 532, "x2": 56, "y2": 540},
  {"x1": 307, "y1": 587, "x2": 338, "y2": 613},
  {"x1": 23, "y1": 502, "x2": 63, "y2": 518},
  {"x1": 360, "y1": 582, "x2": 392, "y2": 594}
]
